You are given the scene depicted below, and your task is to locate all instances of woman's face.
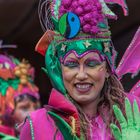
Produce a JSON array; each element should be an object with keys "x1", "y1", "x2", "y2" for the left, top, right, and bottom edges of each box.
[{"x1": 61, "y1": 51, "x2": 109, "y2": 105}]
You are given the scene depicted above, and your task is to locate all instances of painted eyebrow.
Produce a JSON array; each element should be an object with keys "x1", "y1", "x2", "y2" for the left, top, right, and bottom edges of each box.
[
  {"x1": 85, "y1": 57, "x2": 103, "y2": 62},
  {"x1": 63, "y1": 57, "x2": 78, "y2": 63}
]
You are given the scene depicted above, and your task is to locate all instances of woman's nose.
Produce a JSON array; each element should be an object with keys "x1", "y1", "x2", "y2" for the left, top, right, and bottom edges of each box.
[{"x1": 76, "y1": 66, "x2": 88, "y2": 80}]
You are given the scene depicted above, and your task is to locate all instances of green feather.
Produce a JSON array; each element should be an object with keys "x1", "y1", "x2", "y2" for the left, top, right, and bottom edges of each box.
[{"x1": 53, "y1": 0, "x2": 61, "y2": 20}]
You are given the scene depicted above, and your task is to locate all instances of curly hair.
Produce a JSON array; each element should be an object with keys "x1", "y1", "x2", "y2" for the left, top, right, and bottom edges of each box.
[{"x1": 98, "y1": 74, "x2": 126, "y2": 126}]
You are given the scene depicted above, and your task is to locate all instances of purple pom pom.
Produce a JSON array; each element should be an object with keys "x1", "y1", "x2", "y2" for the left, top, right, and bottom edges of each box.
[
  {"x1": 59, "y1": 6, "x2": 67, "y2": 16},
  {"x1": 84, "y1": 5, "x2": 93, "y2": 12},
  {"x1": 92, "y1": 6, "x2": 97, "y2": 11},
  {"x1": 90, "y1": 19, "x2": 97, "y2": 26},
  {"x1": 71, "y1": 1, "x2": 78, "y2": 9},
  {"x1": 78, "y1": 0, "x2": 88, "y2": 6},
  {"x1": 96, "y1": 3, "x2": 102, "y2": 10},
  {"x1": 74, "y1": 7, "x2": 83, "y2": 15},
  {"x1": 62, "y1": 0, "x2": 73, "y2": 8},
  {"x1": 90, "y1": 26, "x2": 99, "y2": 34},
  {"x1": 83, "y1": 13, "x2": 92, "y2": 22},
  {"x1": 83, "y1": 24, "x2": 91, "y2": 32},
  {"x1": 80, "y1": 17, "x2": 85, "y2": 25}
]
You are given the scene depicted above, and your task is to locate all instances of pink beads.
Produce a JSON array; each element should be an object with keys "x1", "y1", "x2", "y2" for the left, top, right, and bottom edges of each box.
[
  {"x1": 74, "y1": 7, "x2": 83, "y2": 15},
  {"x1": 58, "y1": 0, "x2": 104, "y2": 35},
  {"x1": 78, "y1": 0, "x2": 88, "y2": 6},
  {"x1": 83, "y1": 24, "x2": 91, "y2": 33},
  {"x1": 62, "y1": 0, "x2": 72, "y2": 7}
]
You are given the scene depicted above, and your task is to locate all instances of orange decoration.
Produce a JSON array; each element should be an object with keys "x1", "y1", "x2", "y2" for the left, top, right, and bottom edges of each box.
[{"x1": 35, "y1": 30, "x2": 55, "y2": 56}]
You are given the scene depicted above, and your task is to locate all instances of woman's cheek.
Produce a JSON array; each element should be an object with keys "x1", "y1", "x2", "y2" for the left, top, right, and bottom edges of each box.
[
  {"x1": 88, "y1": 68, "x2": 106, "y2": 81},
  {"x1": 62, "y1": 68, "x2": 77, "y2": 82}
]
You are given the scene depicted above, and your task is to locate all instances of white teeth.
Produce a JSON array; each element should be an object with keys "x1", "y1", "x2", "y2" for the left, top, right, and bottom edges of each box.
[{"x1": 76, "y1": 84, "x2": 91, "y2": 89}]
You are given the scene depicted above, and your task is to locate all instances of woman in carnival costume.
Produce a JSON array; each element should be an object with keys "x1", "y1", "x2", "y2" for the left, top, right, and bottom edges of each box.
[
  {"x1": 20, "y1": 0, "x2": 140, "y2": 139},
  {"x1": 0, "y1": 47, "x2": 40, "y2": 139}
]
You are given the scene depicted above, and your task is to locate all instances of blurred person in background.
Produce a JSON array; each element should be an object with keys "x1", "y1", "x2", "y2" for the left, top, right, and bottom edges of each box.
[{"x1": 0, "y1": 46, "x2": 40, "y2": 139}]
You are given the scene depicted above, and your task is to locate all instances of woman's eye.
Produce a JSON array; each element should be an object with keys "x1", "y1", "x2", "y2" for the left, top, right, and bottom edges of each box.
[
  {"x1": 86, "y1": 61, "x2": 101, "y2": 67},
  {"x1": 20, "y1": 106, "x2": 29, "y2": 111},
  {"x1": 64, "y1": 61, "x2": 79, "y2": 68}
]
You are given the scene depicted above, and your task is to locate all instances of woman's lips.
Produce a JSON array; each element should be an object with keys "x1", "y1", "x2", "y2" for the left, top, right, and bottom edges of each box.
[{"x1": 74, "y1": 83, "x2": 93, "y2": 93}]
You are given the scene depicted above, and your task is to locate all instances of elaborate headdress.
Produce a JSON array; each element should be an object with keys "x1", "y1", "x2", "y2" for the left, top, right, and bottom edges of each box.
[
  {"x1": 0, "y1": 53, "x2": 39, "y2": 124},
  {"x1": 35, "y1": 0, "x2": 128, "y2": 95}
]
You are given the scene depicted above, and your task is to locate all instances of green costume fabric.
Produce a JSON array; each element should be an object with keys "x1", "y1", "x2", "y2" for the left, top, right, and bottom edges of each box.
[
  {"x1": 48, "y1": 111, "x2": 81, "y2": 140},
  {"x1": 56, "y1": 39, "x2": 113, "y2": 65},
  {"x1": 111, "y1": 98, "x2": 140, "y2": 140},
  {"x1": 0, "y1": 133, "x2": 18, "y2": 140},
  {"x1": 0, "y1": 78, "x2": 20, "y2": 96},
  {"x1": 44, "y1": 45, "x2": 66, "y2": 95}
]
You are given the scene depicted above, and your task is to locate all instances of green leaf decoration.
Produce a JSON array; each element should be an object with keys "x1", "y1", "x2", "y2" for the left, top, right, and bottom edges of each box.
[
  {"x1": 0, "y1": 78, "x2": 20, "y2": 96},
  {"x1": 0, "y1": 133, "x2": 18, "y2": 140},
  {"x1": 45, "y1": 45, "x2": 66, "y2": 95}
]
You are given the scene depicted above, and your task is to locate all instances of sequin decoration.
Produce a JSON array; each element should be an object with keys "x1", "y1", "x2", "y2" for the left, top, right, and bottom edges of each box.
[
  {"x1": 58, "y1": 12, "x2": 80, "y2": 39},
  {"x1": 61, "y1": 44, "x2": 67, "y2": 52},
  {"x1": 103, "y1": 42, "x2": 110, "y2": 53},
  {"x1": 83, "y1": 40, "x2": 92, "y2": 48}
]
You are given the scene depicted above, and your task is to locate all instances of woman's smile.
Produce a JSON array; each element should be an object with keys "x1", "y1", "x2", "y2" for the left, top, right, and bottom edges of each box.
[{"x1": 74, "y1": 83, "x2": 93, "y2": 93}]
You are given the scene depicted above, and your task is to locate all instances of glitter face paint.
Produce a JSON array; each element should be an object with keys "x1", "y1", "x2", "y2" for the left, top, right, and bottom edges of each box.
[{"x1": 60, "y1": 50, "x2": 105, "y2": 63}]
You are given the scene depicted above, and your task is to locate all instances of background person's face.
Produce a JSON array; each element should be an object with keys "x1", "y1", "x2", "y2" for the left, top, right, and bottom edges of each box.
[
  {"x1": 14, "y1": 99, "x2": 39, "y2": 124},
  {"x1": 61, "y1": 51, "x2": 108, "y2": 105}
]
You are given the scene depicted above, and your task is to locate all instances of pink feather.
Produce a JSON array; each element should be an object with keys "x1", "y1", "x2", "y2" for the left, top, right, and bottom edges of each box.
[
  {"x1": 129, "y1": 80, "x2": 140, "y2": 97},
  {"x1": 116, "y1": 27, "x2": 140, "y2": 78}
]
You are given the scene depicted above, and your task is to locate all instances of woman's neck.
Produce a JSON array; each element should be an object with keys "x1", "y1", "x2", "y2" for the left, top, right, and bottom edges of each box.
[{"x1": 80, "y1": 99, "x2": 99, "y2": 118}]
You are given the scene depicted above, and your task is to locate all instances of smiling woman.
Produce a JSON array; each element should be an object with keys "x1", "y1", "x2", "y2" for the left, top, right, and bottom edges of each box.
[
  {"x1": 19, "y1": 0, "x2": 140, "y2": 140},
  {"x1": 61, "y1": 52, "x2": 107, "y2": 105}
]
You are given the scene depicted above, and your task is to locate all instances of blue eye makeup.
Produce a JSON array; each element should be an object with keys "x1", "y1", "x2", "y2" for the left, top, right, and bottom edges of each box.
[
  {"x1": 63, "y1": 60, "x2": 79, "y2": 68},
  {"x1": 85, "y1": 59, "x2": 102, "y2": 67}
]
